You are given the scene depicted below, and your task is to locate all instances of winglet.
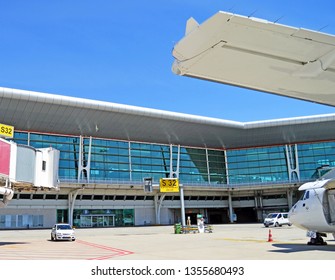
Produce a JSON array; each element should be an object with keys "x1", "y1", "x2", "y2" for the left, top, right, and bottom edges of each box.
[{"x1": 185, "y1": 17, "x2": 199, "y2": 35}]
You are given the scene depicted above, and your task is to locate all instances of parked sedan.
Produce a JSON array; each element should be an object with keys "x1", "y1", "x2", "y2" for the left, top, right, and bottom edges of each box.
[{"x1": 51, "y1": 223, "x2": 76, "y2": 241}]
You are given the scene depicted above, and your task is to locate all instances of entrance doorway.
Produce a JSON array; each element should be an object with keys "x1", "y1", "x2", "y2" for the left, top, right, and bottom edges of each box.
[
  {"x1": 234, "y1": 208, "x2": 257, "y2": 223},
  {"x1": 183, "y1": 208, "x2": 229, "y2": 224},
  {"x1": 207, "y1": 208, "x2": 229, "y2": 224},
  {"x1": 185, "y1": 213, "x2": 198, "y2": 225},
  {"x1": 80, "y1": 214, "x2": 115, "y2": 227}
]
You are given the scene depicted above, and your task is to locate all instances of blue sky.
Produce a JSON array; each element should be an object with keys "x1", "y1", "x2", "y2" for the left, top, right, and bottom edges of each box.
[{"x1": 1, "y1": 0, "x2": 335, "y2": 122}]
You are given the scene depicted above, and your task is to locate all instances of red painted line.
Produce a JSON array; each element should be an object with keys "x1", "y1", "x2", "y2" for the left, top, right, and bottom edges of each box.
[
  {"x1": 89, "y1": 253, "x2": 130, "y2": 260},
  {"x1": 76, "y1": 239, "x2": 134, "y2": 260}
]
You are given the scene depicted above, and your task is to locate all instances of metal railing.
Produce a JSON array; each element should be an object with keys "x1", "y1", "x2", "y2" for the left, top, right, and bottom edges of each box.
[{"x1": 58, "y1": 177, "x2": 306, "y2": 190}]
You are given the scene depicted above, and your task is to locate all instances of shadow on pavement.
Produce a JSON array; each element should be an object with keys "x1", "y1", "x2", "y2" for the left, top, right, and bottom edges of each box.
[
  {"x1": 0, "y1": 242, "x2": 28, "y2": 246},
  {"x1": 270, "y1": 242, "x2": 335, "y2": 253}
]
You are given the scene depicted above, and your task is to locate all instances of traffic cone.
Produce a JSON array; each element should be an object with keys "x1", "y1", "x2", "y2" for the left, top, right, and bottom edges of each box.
[{"x1": 267, "y1": 229, "x2": 273, "y2": 242}]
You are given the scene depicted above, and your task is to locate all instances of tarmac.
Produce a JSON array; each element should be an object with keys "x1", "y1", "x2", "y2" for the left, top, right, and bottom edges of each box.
[{"x1": 0, "y1": 223, "x2": 335, "y2": 260}]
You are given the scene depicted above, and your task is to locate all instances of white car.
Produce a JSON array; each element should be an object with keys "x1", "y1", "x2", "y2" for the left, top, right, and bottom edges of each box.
[
  {"x1": 263, "y1": 213, "x2": 292, "y2": 227},
  {"x1": 51, "y1": 223, "x2": 76, "y2": 241}
]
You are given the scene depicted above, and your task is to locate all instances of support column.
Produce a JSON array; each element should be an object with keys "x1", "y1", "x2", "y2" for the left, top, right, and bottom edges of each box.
[
  {"x1": 77, "y1": 136, "x2": 92, "y2": 183},
  {"x1": 287, "y1": 188, "x2": 293, "y2": 209},
  {"x1": 128, "y1": 141, "x2": 132, "y2": 181},
  {"x1": 170, "y1": 145, "x2": 185, "y2": 227},
  {"x1": 154, "y1": 194, "x2": 159, "y2": 224},
  {"x1": 224, "y1": 150, "x2": 229, "y2": 184},
  {"x1": 254, "y1": 191, "x2": 263, "y2": 222},
  {"x1": 205, "y1": 148, "x2": 210, "y2": 183},
  {"x1": 285, "y1": 144, "x2": 300, "y2": 182},
  {"x1": 68, "y1": 189, "x2": 81, "y2": 226},
  {"x1": 169, "y1": 144, "x2": 180, "y2": 178},
  {"x1": 154, "y1": 193, "x2": 166, "y2": 224},
  {"x1": 0, "y1": 180, "x2": 14, "y2": 208},
  {"x1": 180, "y1": 185, "x2": 186, "y2": 227},
  {"x1": 228, "y1": 192, "x2": 234, "y2": 223}
]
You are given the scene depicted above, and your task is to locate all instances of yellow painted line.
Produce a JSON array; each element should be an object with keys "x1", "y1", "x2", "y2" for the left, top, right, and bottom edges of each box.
[
  {"x1": 215, "y1": 238, "x2": 269, "y2": 243},
  {"x1": 215, "y1": 238, "x2": 302, "y2": 244}
]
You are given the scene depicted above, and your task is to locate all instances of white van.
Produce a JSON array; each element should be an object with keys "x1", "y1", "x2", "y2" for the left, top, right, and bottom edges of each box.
[{"x1": 263, "y1": 213, "x2": 292, "y2": 227}]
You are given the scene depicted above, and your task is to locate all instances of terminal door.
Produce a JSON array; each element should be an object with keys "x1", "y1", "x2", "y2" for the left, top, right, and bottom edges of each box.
[{"x1": 80, "y1": 214, "x2": 115, "y2": 227}]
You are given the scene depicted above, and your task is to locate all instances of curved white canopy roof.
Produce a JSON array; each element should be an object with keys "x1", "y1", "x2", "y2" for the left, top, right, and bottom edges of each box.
[{"x1": 1, "y1": 87, "x2": 335, "y2": 149}]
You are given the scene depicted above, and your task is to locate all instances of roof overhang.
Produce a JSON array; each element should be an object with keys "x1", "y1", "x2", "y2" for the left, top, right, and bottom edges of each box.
[
  {"x1": 1, "y1": 87, "x2": 335, "y2": 149},
  {"x1": 172, "y1": 11, "x2": 335, "y2": 106}
]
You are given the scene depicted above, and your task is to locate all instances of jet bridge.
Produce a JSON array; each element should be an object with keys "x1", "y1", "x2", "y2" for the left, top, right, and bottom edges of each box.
[{"x1": 0, "y1": 138, "x2": 60, "y2": 207}]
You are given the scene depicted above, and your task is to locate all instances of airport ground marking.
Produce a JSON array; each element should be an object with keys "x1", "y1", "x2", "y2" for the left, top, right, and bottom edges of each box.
[{"x1": 76, "y1": 239, "x2": 134, "y2": 260}]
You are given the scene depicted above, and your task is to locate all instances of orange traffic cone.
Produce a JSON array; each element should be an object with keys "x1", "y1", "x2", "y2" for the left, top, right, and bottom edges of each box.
[{"x1": 267, "y1": 229, "x2": 273, "y2": 242}]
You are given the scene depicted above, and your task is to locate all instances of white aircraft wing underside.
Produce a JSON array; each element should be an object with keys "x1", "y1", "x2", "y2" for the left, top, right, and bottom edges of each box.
[{"x1": 172, "y1": 11, "x2": 335, "y2": 106}]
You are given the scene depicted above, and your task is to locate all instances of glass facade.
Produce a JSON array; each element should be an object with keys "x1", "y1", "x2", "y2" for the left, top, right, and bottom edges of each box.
[
  {"x1": 11, "y1": 131, "x2": 335, "y2": 186},
  {"x1": 130, "y1": 142, "x2": 170, "y2": 181},
  {"x1": 227, "y1": 146, "x2": 288, "y2": 184},
  {"x1": 227, "y1": 142, "x2": 335, "y2": 184},
  {"x1": 90, "y1": 138, "x2": 130, "y2": 181},
  {"x1": 4, "y1": 131, "x2": 335, "y2": 229},
  {"x1": 298, "y1": 142, "x2": 335, "y2": 179},
  {"x1": 0, "y1": 214, "x2": 43, "y2": 228}
]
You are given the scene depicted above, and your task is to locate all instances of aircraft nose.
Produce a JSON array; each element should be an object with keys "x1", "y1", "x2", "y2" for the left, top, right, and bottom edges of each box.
[
  {"x1": 288, "y1": 203, "x2": 301, "y2": 226},
  {"x1": 288, "y1": 205, "x2": 295, "y2": 215}
]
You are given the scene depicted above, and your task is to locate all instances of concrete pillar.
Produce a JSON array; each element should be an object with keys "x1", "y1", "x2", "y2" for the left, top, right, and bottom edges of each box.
[
  {"x1": 180, "y1": 185, "x2": 186, "y2": 226},
  {"x1": 228, "y1": 192, "x2": 234, "y2": 223}
]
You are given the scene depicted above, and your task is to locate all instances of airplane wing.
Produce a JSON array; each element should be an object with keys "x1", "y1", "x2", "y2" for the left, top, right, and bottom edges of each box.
[
  {"x1": 299, "y1": 178, "x2": 335, "y2": 190},
  {"x1": 172, "y1": 11, "x2": 335, "y2": 106}
]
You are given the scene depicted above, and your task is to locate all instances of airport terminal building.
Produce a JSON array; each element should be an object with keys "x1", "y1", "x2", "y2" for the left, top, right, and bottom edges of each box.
[{"x1": 1, "y1": 87, "x2": 335, "y2": 229}]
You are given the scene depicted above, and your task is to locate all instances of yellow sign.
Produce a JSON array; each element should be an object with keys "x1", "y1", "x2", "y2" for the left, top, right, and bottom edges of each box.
[
  {"x1": 160, "y1": 178, "x2": 179, "y2": 193},
  {"x1": 0, "y1": 123, "x2": 14, "y2": 138}
]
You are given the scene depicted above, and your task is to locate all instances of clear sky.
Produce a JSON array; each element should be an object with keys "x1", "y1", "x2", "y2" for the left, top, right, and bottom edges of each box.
[{"x1": 1, "y1": 0, "x2": 335, "y2": 122}]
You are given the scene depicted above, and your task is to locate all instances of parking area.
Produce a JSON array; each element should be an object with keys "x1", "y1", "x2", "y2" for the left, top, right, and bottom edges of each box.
[{"x1": 0, "y1": 223, "x2": 334, "y2": 260}]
